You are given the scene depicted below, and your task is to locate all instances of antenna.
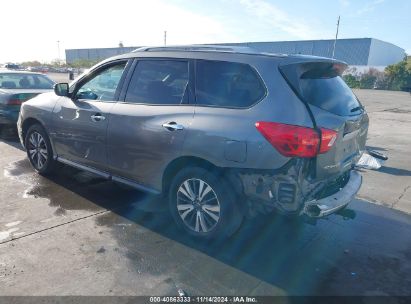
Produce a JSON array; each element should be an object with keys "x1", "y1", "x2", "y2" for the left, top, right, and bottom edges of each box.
[{"x1": 332, "y1": 16, "x2": 340, "y2": 59}]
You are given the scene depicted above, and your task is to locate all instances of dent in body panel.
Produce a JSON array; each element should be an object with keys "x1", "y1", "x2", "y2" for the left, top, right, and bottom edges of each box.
[
  {"x1": 308, "y1": 104, "x2": 369, "y2": 179},
  {"x1": 50, "y1": 97, "x2": 114, "y2": 170}
]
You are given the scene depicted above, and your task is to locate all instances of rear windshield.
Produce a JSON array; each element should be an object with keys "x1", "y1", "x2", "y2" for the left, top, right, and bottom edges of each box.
[
  {"x1": 299, "y1": 76, "x2": 362, "y2": 116},
  {"x1": 280, "y1": 62, "x2": 362, "y2": 116}
]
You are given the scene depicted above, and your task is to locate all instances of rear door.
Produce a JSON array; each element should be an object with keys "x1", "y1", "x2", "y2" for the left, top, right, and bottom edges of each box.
[
  {"x1": 280, "y1": 61, "x2": 369, "y2": 179},
  {"x1": 51, "y1": 60, "x2": 129, "y2": 171},
  {"x1": 107, "y1": 58, "x2": 194, "y2": 191}
]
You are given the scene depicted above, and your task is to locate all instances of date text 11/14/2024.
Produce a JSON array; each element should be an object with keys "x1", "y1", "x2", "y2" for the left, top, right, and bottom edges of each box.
[{"x1": 149, "y1": 296, "x2": 258, "y2": 303}]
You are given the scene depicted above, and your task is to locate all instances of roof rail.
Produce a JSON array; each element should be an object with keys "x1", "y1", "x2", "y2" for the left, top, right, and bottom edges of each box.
[{"x1": 132, "y1": 45, "x2": 257, "y2": 54}]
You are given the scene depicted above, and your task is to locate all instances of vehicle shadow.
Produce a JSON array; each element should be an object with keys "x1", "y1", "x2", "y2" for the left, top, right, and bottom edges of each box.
[
  {"x1": 5, "y1": 158, "x2": 411, "y2": 296},
  {"x1": 0, "y1": 130, "x2": 24, "y2": 151},
  {"x1": 377, "y1": 166, "x2": 411, "y2": 177}
]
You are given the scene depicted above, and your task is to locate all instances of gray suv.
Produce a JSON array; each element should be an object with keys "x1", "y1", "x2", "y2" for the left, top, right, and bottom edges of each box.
[{"x1": 17, "y1": 46, "x2": 368, "y2": 238}]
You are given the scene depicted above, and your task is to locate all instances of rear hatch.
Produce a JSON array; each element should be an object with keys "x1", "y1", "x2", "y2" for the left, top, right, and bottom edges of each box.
[{"x1": 280, "y1": 60, "x2": 369, "y2": 180}]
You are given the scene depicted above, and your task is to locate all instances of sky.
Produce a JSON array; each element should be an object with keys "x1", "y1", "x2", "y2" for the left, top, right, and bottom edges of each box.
[{"x1": 0, "y1": 0, "x2": 409, "y2": 63}]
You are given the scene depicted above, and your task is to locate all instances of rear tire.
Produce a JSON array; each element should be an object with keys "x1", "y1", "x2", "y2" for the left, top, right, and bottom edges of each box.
[
  {"x1": 25, "y1": 124, "x2": 56, "y2": 175},
  {"x1": 168, "y1": 167, "x2": 243, "y2": 239}
]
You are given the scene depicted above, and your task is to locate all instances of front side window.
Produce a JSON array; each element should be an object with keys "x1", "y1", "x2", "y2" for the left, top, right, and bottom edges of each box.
[
  {"x1": 125, "y1": 60, "x2": 189, "y2": 105},
  {"x1": 75, "y1": 62, "x2": 126, "y2": 101},
  {"x1": 195, "y1": 60, "x2": 266, "y2": 108}
]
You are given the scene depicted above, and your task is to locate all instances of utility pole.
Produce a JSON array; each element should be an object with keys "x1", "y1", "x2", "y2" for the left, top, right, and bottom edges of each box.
[
  {"x1": 57, "y1": 40, "x2": 60, "y2": 62},
  {"x1": 164, "y1": 30, "x2": 167, "y2": 46},
  {"x1": 332, "y1": 16, "x2": 340, "y2": 59}
]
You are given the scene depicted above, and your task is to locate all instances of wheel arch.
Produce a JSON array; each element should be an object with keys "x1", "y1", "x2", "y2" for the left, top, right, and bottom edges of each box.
[
  {"x1": 162, "y1": 156, "x2": 245, "y2": 210},
  {"x1": 22, "y1": 117, "x2": 43, "y2": 145},
  {"x1": 22, "y1": 117, "x2": 56, "y2": 158}
]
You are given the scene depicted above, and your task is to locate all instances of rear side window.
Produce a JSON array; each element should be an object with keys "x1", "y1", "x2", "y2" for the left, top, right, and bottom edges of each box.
[
  {"x1": 195, "y1": 60, "x2": 266, "y2": 108},
  {"x1": 125, "y1": 60, "x2": 189, "y2": 105}
]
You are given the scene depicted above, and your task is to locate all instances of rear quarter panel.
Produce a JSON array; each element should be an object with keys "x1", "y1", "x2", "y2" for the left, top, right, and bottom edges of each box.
[{"x1": 183, "y1": 56, "x2": 314, "y2": 170}]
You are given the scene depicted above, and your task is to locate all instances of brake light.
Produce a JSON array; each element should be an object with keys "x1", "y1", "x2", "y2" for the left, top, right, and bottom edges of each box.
[
  {"x1": 255, "y1": 122, "x2": 337, "y2": 158},
  {"x1": 255, "y1": 122, "x2": 320, "y2": 158},
  {"x1": 319, "y1": 128, "x2": 338, "y2": 154},
  {"x1": 6, "y1": 94, "x2": 34, "y2": 106},
  {"x1": 7, "y1": 98, "x2": 23, "y2": 105}
]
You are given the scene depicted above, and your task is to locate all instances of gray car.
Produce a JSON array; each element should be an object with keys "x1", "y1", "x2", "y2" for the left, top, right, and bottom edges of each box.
[{"x1": 17, "y1": 46, "x2": 368, "y2": 238}]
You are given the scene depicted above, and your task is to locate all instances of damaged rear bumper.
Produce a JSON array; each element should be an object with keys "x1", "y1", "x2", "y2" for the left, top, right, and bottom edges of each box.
[
  {"x1": 237, "y1": 160, "x2": 362, "y2": 219},
  {"x1": 302, "y1": 170, "x2": 362, "y2": 218}
]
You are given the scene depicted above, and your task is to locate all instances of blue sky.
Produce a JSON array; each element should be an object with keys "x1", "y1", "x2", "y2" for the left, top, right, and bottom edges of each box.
[{"x1": 0, "y1": 0, "x2": 409, "y2": 62}]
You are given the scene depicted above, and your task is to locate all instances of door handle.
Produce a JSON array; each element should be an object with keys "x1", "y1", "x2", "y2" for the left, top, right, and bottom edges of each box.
[
  {"x1": 91, "y1": 114, "x2": 106, "y2": 122},
  {"x1": 162, "y1": 122, "x2": 184, "y2": 131}
]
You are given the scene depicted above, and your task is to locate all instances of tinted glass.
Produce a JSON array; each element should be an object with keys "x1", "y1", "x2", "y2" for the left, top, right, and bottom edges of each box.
[
  {"x1": 299, "y1": 76, "x2": 362, "y2": 116},
  {"x1": 125, "y1": 60, "x2": 189, "y2": 105},
  {"x1": 196, "y1": 60, "x2": 265, "y2": 108},
  {"x1": 75, "y1": 63, "x2": 126, "y2": 101},
  {"x1": 0, "y1": 73, "x2": 54, "y2": 89}
]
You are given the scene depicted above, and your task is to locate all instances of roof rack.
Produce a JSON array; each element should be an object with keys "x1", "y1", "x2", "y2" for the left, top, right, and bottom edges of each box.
[{"x1": 132, "y1": 45, "x2": 258, "y2": 54}]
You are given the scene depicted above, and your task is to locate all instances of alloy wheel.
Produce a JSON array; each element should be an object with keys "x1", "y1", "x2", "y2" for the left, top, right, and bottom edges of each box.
[
  {"x1": 28, "y1": 132, "x2": 48, "y2": 170},
  {"x1": 176, "y1": 178, "x2": 221, "y2": 233}
]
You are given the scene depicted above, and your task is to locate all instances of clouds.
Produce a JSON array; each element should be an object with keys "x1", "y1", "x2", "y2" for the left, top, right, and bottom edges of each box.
[
  {"x1": 356, "y1": 0, "x2": 385, "y2": 15},
  {"x1": 238, "y1": 0, "x2": 327, "y2": 40},
  {"x1": 339, "y1": 0, "x2": 350, "y2": 8}
]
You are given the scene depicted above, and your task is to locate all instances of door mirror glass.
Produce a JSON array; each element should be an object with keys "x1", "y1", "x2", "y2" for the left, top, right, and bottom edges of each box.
[
  {"x1": 76, "y1": 90, "x2": 98, "y2": 100},
  {"x1": 54, "y1": 83, "x2": 69, "y2": 97}
]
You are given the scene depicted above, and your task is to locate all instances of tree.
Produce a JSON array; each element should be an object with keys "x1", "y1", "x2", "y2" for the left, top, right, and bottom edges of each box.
[
  {"x1": 385, "y1": 57, "x2": 411, "y2": 91},
  {"x1": 20, "y1": 60, "x2": 42, "y2": 67},
  {"x1": 343, "y1": 74, "x2": 360, "y2": 88},
  {"x1": 70, "y1": 59, "x2": 100, "y2": 69}
]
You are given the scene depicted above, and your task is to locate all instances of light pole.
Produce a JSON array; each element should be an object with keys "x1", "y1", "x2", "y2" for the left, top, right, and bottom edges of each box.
[
  {"x1": 164, "y1": 31, "x2": 167, "y2": 46},
  {"x1": 332, "y1": 16, "x2": 340, "y2": 59},
  {"x1": 57, "y1": 40, "x2": 60, "y2": 62}
]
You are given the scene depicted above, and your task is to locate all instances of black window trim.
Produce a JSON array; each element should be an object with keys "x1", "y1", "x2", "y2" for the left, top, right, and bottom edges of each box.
[
  {"x1": 119, "y1": 57, "x2": 194, "y2": 107},
  {"x1": 193, "y1": 59, "x2": 268, "y2": 110},
  {"x1": 70, "y1": 59, "x2": 132, "y2": 103}
]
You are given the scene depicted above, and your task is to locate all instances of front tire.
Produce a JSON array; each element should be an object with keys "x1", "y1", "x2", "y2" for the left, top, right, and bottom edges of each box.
[
  {"x1": 168, "y1": 167, "x2": 243, "y2": 239},
  {"x1": 25, "y1": 124, "x2": 56, "y2": 175}
]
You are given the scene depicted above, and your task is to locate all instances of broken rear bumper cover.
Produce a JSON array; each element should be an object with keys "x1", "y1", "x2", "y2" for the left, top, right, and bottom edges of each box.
[
  {"x1": 237, "y1": 165, "x2": 362, "y2": 219},
  {"x1": 302, "y1": 170, "x2": 362, "y2": 218}
]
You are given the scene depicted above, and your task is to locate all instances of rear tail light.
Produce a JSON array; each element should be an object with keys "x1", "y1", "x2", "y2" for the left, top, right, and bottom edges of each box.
[
  {"x1": 6, "y1": 93, "x2": 36, "y2": 106},
  {"x1": 6, "y1": 98, "x2": 23, "y2": 105},
  {"x1": 255, "y1": 122, "x2": 337, "y2": 158}
]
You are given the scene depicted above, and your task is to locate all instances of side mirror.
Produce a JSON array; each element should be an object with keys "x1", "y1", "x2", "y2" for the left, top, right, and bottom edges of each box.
[{"x1": 54, "y1": 83, "x2": 69, "y2": 97}]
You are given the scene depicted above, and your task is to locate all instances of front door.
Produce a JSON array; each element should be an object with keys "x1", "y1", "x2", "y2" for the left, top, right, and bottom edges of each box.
[{"x1": 51, "y1": 61, "x2": 128, "y2": 171}]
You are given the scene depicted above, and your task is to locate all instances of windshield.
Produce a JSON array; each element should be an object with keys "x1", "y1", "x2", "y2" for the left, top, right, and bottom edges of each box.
[{"x1": 0, "y1": 73, "x2": 55, "y2": 89}]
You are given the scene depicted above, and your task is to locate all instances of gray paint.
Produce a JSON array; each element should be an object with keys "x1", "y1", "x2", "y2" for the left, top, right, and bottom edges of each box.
[{"x1": 19, "y1": 48, "x2": 367, "y2": 221}]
